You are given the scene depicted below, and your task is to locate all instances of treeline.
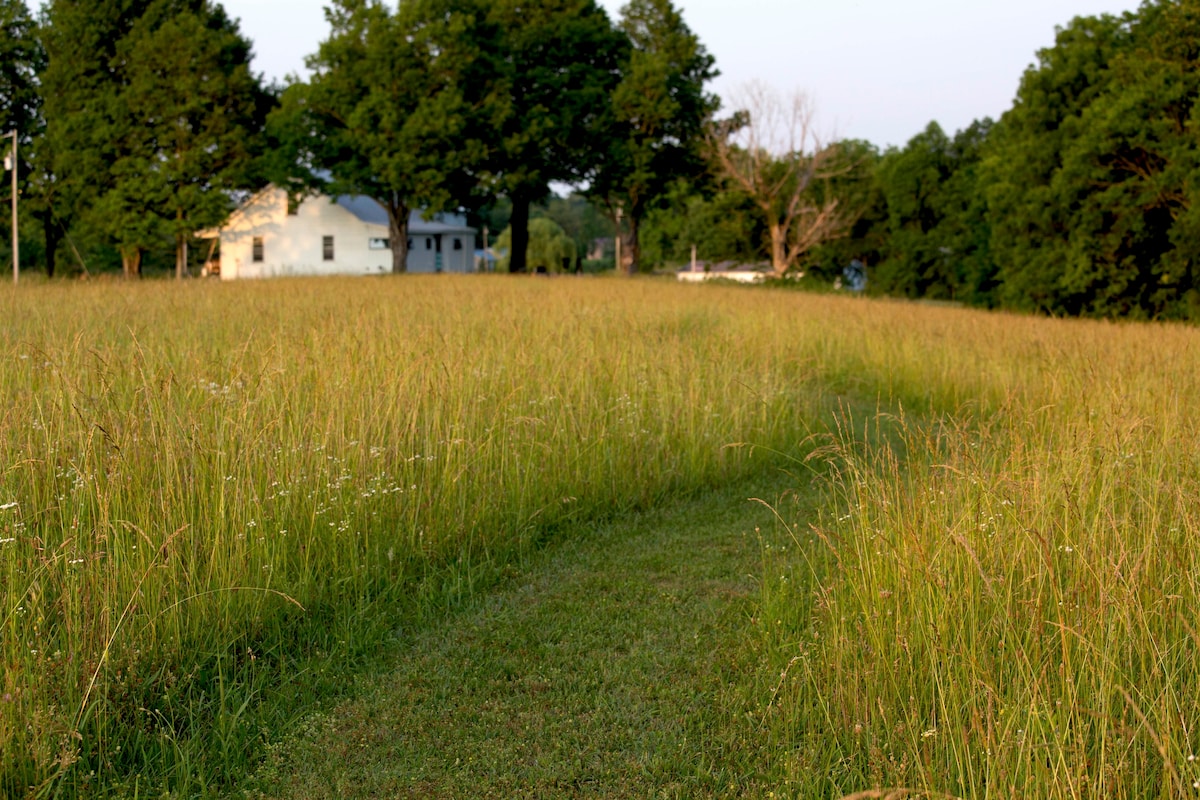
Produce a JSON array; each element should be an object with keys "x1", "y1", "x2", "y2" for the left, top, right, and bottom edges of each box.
[
  {"x1": 811, "y1": 0, "x2": 1200, "y2": 320},
  {"x1": 3, "y1": 0, "x2": 1198, "y2": 320},
  {"x1": 630, "y1": 0, "x2": 1199, "y2": 321},
  {"x1": 0, "y1": 0, "x2": 716, "y2": 277}
]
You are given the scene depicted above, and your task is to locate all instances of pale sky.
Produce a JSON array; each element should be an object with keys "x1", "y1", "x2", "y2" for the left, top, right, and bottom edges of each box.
[{"x1": 223, "y1": 0, "x2": 1137, "y2": 149}]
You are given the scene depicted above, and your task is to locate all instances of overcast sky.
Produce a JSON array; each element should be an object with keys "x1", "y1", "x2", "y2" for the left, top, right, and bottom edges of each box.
[{"x1": 222, "y1": 0, "x2": 1137, "y2": 149}]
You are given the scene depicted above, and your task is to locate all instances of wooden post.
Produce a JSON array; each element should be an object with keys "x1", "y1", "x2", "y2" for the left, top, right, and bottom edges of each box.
[{"x1": 8, "y1": 131, "x2": 16, "y2": 285}]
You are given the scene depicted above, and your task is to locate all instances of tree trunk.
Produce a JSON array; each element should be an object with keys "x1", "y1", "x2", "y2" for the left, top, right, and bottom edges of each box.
[
  {"x1": 121, "y1": 246, "x2": 142, "y2": 279},
  {"x1": 43, "y1": 221, "x2": 60, "y2": 279},
  {"x1": 623, "y1": 212, "x2": 641, "y2": 275},
  {"x1": 387, "y1": 196, "x2": 410, "y2": 273},
  {"x1": 509, "y1": 192, "x2": 531, "y2": 274},
  {"x1": 174, "y1": 205, "x2": 189, "y2": 280},
  {"x1": 769, "y1": 221, "x2": 788, "y2": 276},
  {"x1": 175, "y1": 233, "x2": 188, "y2": 280}
]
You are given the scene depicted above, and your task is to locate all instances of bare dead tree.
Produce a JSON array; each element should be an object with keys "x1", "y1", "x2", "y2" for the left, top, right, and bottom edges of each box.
[{"x1": 709, "y1": 82, "x2": 853, "y2": 277}]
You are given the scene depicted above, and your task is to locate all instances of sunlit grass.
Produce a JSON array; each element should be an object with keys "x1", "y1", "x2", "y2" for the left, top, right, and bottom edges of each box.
[
  {"x1": 0, "y1": 275, "x2": 835, "y2": 796},
  {"x1": 760, "y1": 305, "x2": 1200, "y2": 798},
  {"x1": 6, "y1": 276, "x2": 1197, "y2": 798}
]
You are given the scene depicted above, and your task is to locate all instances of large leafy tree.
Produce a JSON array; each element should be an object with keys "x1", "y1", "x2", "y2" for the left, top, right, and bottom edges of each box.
[
  {"x1": 0, "y1": 0, "x2": 38, "y2": 139},
  {"x1": 279, "y1": 0, "x2": 493, "y2": 273},
  {"x1": 874, "y1": 119, "x2": 994, "y2": 302},
  {"x1": 1049, "y1": 0, "x2": 1200, "y2": 317},
  {"x1": 114, "y1": 1, "x2": 272, "y2": 279},
  {"x1": 804, "y1": 138, "x2": 888, "y2": 283},
  {"x1": 39, "y1": 0, "x2": 141, "y2": 274},
  {"x1": 485, "y1": 0, "x2": 626, "y2": 273},
  {"x1": 639, "y1": 176, "x2": 762, "y2": 268},
  {"x1": 41, "y1": 0, "x2": 268, "y2": 278},
  {"x1": 982, "y1": 3, "x2": 1200, "y2": 318},
  {"x1": 588, "y1": 0, "x2": 717, "y2": 274},
  {"x1": 984, "y1": 12, "x2": 1131, "y2": 313}
]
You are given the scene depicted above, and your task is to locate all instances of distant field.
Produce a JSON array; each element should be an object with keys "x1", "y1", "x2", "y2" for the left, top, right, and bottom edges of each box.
[{"x1": 2, "y1": 277, "x2": 1197, "y2": 798}]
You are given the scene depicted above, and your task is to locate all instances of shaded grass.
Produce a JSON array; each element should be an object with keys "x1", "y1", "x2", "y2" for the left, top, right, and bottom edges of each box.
[{"x1": 245, "y1": 468, "x2": 821, "y2": 799}]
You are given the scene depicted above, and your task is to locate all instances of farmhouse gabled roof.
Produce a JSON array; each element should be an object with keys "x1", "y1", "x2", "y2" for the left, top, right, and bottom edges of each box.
[{"x1": 335, "y1": 196, "x2": 475, "y2": 234}]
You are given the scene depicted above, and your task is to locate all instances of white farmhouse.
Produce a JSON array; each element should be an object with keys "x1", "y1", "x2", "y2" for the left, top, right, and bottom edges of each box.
[{"x1": 200, "y1": 186, "x2": 477, "y2": 279}]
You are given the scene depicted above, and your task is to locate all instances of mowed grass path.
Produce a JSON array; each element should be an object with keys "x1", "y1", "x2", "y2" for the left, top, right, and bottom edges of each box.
[{"x1": 247, "y1": 470, "x2": 811, "y2": 799}]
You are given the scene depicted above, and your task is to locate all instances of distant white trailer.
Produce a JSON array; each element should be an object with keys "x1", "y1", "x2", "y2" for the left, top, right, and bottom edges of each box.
[
  {"x1": 677, "y1": 268, "x2": 765, "y2": 284},
  {"x1": 198, "y1": 187, "x2": 476, "y2": 279}
]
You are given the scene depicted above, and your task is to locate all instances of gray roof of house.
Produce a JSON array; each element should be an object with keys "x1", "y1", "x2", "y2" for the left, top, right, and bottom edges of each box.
[{"x1": 335, "y1": 196, "x2": 475, "y2": 233}]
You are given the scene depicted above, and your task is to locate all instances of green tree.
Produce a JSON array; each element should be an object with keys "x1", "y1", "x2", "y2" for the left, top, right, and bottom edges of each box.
[
  {"x1": 485, "y1": 0, "x2": 627, "y2": 273},
  {"x1": 40, "y1": 0, "x2": 140, "y2": 275},
  {"x1": 984, "y1": 11, "x2": 1134, "y2": 314},
  {"x1": 541, "y1": 193, "x2": 610, "y2": 263},
  {"x1": 41, "y1": 0, "x2": 268, "y2": 278},
  {"x1": 805, "y1": 139, "x2": 887, "y2": 283},
  {"x1": 280, "y1": 0, "x2": 491, "y2": 273},
  {"x1": 0, "y1": 0, "x2": 38, "y2": 143},
  {"x1": 588, "y1": 0, "x2": 718, "y2": 274},
  {"x1": 875, "y1": 122, "x2": 954, "y2": 297},
  {"x1": 639, "y1": 177, "x2": 761, "y2": 268},
  {"x1": 873, "y1": 120, "x2": 994, "y2": 301},
  {"x1": 1052, "y1": 0, "x2": 1200, "y2": 317},
  {"x1": 984, "y1": 2, "x2": 1200, "y2": 318},
  {"x1": 495, "y1": 215, "x2": 577, "y2": 272},
  {"x1": 939, "y1": 120, "x2": 997, "y2": 306},
  {"x1": 116, "y1": 2, "x2": 271, "y2": 279}
]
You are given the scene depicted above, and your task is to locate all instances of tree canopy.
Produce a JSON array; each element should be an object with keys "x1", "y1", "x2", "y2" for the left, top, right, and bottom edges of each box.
[
  {"x1": 276, "y1": 0, "x2": 494, "y2": 273},
  {"x1": 41, "y1": 0, "x2": 269, "y2": 278},
  {"x1": 483, "y1": 0, "x2": 627, "y2": 273},
  {"x1": 799, "y1": 0, "x2": 1200, "y2": 321},
  {"x1": 588, "y1": 0, "x2": 718, "y2": 273}
]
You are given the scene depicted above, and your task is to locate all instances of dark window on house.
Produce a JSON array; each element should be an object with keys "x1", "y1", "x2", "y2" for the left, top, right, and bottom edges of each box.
[
  {"x1": 453, "y1": 238, "x2": 463, "y2": 251},
  {"x1": 252, "y1": 237, "x2": 264, "y2": 263},
  {"x1": 323, "y1": 236, "x2": 334, "y2": 261},
  {"x1": 426, "y1": 238, "x2": 432, "y2": 250}
]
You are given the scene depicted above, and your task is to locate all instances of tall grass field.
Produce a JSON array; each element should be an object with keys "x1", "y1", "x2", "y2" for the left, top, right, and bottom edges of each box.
[
  {"x1": 758, "y1": 301, "x2": 1200, "y2": 798},
  {"x1": 1, "y1": 276, "x2": 1198, "y2": 798},
  {"x1": 0, "y1": 276, "x2": 831, "y2": 797}
]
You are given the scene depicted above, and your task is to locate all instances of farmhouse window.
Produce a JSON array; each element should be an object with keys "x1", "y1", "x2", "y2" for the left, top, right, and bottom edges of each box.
[
  {"x1": 252, "y1": 237, "x2": 263, "y2": 263},
  {"x1": 368, "y1": 237, "x2": 389, "y2": 250},
  {"x1": 323, "y1": 236, "x2": 334, "y2": 261},
  {"x1": 453, "y1": 238, "x2": 463, "y2": 251},
  {"x1": 426, "y1": 238, "x2": 432, "y2": 250}
]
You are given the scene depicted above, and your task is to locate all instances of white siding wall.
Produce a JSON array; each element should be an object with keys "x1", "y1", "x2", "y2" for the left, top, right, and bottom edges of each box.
[
  {"x1": 219, "y1": 189, "x2": 476, "y2": 279},
  {"x1": 220, "y1": 189, "x2": 390, "y2": 280}
]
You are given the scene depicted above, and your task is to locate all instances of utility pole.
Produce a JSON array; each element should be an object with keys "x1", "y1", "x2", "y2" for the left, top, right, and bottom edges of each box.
[{"x1": 3, "y1": 130, "x2": 16, "y2": 285}]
